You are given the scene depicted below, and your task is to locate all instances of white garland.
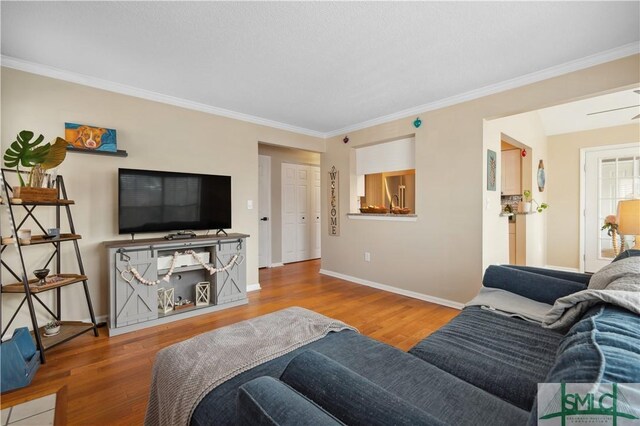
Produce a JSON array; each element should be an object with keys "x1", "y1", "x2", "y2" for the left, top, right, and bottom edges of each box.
[{"x1": 121, "y1": 250, "x2": 242, "y2": 286}]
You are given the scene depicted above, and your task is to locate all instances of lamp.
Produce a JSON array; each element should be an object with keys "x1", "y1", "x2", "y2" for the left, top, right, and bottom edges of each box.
[{"x1": 617, "y1": 199, "x2": 640, "y2": 249}]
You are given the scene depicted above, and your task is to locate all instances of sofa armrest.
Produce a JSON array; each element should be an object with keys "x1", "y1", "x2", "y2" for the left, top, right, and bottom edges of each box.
[
  {"x1": 281, "y1": 350, "x2": 444, "y2": 426},
  {"x1": 502, "y1": 265, "x2": 591, "y2": 284},
  {"x1": 483, "y1": 265, "x2": 587, "y2": 305},
  {"x1": 237, "y1": 376, "x2": 341, "y2": 426}
]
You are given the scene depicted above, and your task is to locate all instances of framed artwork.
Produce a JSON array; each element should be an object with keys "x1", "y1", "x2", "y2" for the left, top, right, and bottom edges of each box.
[
  {"x1": 65, "y1": 122, "x2": 117, "y2": 152},
  {"x1": 487, "y1": 149, "x2": 497, "y2": 191}
]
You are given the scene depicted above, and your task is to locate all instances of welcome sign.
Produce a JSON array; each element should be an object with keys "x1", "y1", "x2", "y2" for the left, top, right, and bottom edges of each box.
[{"x1": 328, "y1": 166, "x2": 340, "y2": 236}]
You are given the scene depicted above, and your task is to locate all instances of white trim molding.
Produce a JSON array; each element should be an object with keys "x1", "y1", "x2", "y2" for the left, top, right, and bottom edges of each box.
[
  {"x1": 270, "y1": 262, "x2": 285, "y2": 268},
  {"x1": 324, "y1": 43, "x2": 640, "y2": 137},
  {"x1": 0, "y1": 55, "x2": 325, "y2": 139},
  {"x1": 247, "y1": 283, "x2": 262, "y2": 292},
  {"x1": 319, "y1": 269, "x2": 464, "y2": 310}
]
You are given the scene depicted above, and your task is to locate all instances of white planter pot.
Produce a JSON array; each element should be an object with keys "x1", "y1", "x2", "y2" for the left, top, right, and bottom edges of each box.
[{"x1": 523, "y1": 202, "x2": 532, "y2": 213}]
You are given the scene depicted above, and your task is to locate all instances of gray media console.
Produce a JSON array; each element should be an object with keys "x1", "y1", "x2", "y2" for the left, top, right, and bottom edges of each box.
[{"x1": 104, "y1": 233, "x2": 249, "y2": 336}]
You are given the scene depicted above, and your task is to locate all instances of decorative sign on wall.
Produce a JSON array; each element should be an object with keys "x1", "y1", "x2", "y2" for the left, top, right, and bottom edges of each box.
[
  {"x1": 487, "y1": 149, "x2": 497, "y2": 191},
  {"x1": 328, "y1": 166, "x2": 340, "y2": 236},
  {"x1": 537, "y1": 160, "x2": 546, "y2": 192}
]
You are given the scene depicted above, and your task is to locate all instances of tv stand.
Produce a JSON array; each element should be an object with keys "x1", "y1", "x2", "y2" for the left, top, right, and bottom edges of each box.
[
  {"x1": 104, "y1": 233, "x2": 249, "y2": 336},
  {"x1": 216, "y1": 229, "x2": 228, "y2": 237},
  {"x1": 165, "y1": 230, "x2": 197, "y2": 240}
]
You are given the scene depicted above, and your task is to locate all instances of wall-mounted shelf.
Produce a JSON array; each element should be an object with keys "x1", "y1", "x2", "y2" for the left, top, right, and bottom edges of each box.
[{"x1": 67, "y1": 147, "x2": 128, "y2": 157}]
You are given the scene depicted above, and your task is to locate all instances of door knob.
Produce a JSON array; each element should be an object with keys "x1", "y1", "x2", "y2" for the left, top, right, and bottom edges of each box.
[{"x1": 260, "y1": 217, "x2": 269, "y2": 221}]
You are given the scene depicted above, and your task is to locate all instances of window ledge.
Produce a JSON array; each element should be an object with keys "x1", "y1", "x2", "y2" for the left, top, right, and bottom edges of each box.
[{"x1": 347, "y1": 213, "x2": 418, "y2": 222}]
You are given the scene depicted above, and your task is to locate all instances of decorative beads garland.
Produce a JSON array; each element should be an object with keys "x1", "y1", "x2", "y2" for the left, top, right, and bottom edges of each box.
[{"x1": 121, "y1": 250, "x2": 242, "y2": 286}]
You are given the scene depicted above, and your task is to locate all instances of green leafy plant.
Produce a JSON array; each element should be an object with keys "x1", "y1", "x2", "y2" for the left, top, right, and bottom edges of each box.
[
  {"x1": 523, "y1": 189, "x2": 549, "y2": 213},
  {"x1": 3, "y1": 130, "x2": 67, "y2": 186}
]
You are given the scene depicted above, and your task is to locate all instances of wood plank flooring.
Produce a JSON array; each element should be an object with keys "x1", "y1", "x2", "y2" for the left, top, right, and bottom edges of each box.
[{"x1": 0, "y1": 259, "x2": 460, "y2": 425}]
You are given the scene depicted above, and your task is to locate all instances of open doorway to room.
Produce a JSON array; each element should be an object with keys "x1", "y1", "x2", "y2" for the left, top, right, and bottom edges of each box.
[
  {"x1": 257, "y1": 143, "x2": 321, "y2": 268},
  {"x1": 500, "y1": 136, "x2": 532, "y2": 265},
  {"x1": 483, "y1": 87, "x2": 640, "y2": 272}
]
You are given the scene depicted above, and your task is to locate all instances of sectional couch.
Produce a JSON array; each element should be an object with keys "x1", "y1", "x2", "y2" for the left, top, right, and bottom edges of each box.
[{"x1": 191, "y1": 251, "x2": 640, "y2": 425}]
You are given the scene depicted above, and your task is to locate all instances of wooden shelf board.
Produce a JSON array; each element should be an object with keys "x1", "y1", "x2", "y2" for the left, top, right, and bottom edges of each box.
[
  {"x1": 1, "y1": 234, "x2": 81, "y2": 246},
  {"x1": 32, "y1": 321, "x2": 95, "y2": 351},
  {"x1": 157, "y1": 264, "x2": 207, "y2": 274},
  {"x1": 9, "y1": 199, "x2": 74, "y2": 206},
  {"x1": 66, "y1": 147, "x2": 128, "y2": 157},
  {"x1": 2, "y1": 274, "x2": 88, "y2": 293}
]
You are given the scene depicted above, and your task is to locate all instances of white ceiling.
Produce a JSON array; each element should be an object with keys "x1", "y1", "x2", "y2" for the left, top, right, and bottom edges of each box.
[
  {"x1": 2, "y1": 2, "x2": 639, "y2": 137},
  {"x1": 538, "y1": 88, "x2": 640, "y2": 135}
]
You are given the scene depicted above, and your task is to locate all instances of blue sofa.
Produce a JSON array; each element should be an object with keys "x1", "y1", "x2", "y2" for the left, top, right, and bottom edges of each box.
[{"x1": 192, "y1": 252, "x2": 640, "y2": 425}]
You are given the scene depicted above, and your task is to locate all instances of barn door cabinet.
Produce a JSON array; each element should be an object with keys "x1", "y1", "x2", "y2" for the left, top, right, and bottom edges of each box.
[{"x1": 105, "y1": 233, "x2": 248, "y2": 336}]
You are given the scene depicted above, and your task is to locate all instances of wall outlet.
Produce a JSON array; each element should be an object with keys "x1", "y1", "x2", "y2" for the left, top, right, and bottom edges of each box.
[
  {"x1": 247, "y1": 200, "x2": 253, "y2": 210},
  {"x1": 364, "y1": 252, "x2": 371, "y2": 262}
]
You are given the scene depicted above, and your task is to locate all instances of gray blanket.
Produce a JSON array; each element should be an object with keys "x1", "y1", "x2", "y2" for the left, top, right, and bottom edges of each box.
[
  {"x1": 543, "y1": 257, "x2": 640, "y2": 329},
  {"x1": 466, "y1": 287, "x2": 553, "y2": 323},
  {"x1": 144, "y1": 307, "x2": 357, "y2": 426}
]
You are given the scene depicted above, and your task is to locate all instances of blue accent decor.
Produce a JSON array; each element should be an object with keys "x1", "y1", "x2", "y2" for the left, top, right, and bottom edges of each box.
[
  {"x1": 413, "y1": 117, "x2": 422, "y2": 128},
  {"x1": 0, "y1": 327, "x2": 40, "y2": 393}
]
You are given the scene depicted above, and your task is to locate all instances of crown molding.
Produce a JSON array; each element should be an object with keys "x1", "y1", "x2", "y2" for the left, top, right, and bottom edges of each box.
[
  {"x1": 0, "y1": 55, "x2": 326, "y2": 139},
  {"x1": 323, "y1": 42, "x2": 640, "y2": 138},
  {"x1": 3, "y1": 42, "x2": 638, "y2": 140}
]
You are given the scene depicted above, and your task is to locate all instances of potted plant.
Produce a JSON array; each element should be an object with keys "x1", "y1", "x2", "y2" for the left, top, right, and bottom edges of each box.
[
  {"x1": 3, "y1": 130, "x2": 67, "y2": 202},
  {"x1": 602, "y1": 215, "x2": 626, "y2": 255},
  {"x1": 43, "y1": 320, "x2": 61, "y2": 336},
  {"x1": 521, "y1": 189, "x2": 548, "y2": 213}
]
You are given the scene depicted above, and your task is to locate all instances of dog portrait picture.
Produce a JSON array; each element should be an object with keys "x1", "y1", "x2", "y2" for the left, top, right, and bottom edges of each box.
[{"x1": 65, "y1": 122, "x2": 117, "y2": 152}]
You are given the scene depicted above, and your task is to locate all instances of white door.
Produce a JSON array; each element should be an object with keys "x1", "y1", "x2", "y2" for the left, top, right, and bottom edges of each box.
[
  {"x1": 584, "y1": 144, "x2": 640, "y2": 272},
  {"x1": 311, "y1": 167, "x2": 321, "y2": 259},
  {"x1": 282, "y1": 163, "x2": 297, "y2": 263},
  {"x1": 258, "y1": 155, "x2": 271, "y2": 268},
  {"x1": 282, "y1": 163, "x2": 320, "y2": 263}
]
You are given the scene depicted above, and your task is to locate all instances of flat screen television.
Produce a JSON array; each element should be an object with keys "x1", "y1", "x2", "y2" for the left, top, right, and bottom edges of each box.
[{"x1": 118, "y1": 168, "x2": 231, "y2": 234}]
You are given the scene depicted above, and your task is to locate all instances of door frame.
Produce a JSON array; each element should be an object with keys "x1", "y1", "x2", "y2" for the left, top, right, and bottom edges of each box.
[
  {"x1": 258, "y1": 155, "x2": 272, "y2": 268},
  {"x1": 579, "y1": 142, "x2": 639, "y2": 272}
]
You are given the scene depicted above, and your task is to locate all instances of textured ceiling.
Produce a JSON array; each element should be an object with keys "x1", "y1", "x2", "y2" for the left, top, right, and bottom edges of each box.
[
  {"x1": 2, "y1": 2, "x2": 639, "y2": 135},
  {"x1": 538, "y1": 88, "x2": 640, "y2": 136}
]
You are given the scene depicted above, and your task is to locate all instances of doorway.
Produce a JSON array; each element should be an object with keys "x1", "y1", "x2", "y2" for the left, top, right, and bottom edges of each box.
[
  {"x1": 258, "y1": 155, "x2": 271, "y2": 268},
  {"x1": 582, "y1": 143, "x2": 640, "y2": 272},
  {"x1": 257, "y1": 143, "x2": 321, "y2": 267}
]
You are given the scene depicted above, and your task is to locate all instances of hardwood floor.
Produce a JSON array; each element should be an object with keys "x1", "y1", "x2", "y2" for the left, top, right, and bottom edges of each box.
[{"x1": 0, "y1": 259, "x2": 460, "y2": 425}]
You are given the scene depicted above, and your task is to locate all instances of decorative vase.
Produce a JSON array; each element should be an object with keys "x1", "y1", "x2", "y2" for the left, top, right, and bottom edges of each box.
[{"x1": 612, "y1": 229, "x2": 619, "y2": 256}]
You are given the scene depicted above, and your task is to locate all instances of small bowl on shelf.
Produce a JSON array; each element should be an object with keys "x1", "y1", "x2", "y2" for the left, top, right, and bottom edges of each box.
[
  {"x1": 44, "y1": 320, "x2": 61, "y2": 336},
  {"x1": 33, "y1": 268, "x2": 50, "y2": 286}
]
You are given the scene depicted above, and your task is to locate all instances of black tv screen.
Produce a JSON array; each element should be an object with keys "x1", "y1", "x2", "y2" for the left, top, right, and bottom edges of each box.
[{"x1": 118, "y1": 168, "x2": 231, "y2": 234}]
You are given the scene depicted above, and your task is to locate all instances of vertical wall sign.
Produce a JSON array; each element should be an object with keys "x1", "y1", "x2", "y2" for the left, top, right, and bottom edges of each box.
[{"x1": 328, "y1": 166, "x2": 340, "y2": 236}]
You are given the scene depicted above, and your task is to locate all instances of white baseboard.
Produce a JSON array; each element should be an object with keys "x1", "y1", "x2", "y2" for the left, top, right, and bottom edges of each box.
[
  {"x1": 319, "y1": 269, "x2": 464, "y2": 310},
  {"x1": 270, "y1": 263, "x2": 284, "y2": 268},
  {"x1": 544, "y1": 265, "x2": 581, "y2": 273},
  {"x1": 247, "y1": 283, "x2": 262, "y2": 292}
]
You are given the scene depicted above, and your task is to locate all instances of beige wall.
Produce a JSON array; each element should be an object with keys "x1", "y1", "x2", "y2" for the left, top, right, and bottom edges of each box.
[
  {"x1": 483, "y1": 111, "x2": 549, "y2": 269},
  {"x1": 320, "y1": 55, "x2": 639, "y2": 305},
  {"x1": 0, "y1": 68, "x2": 324, "y2": 333},
  {"x1": 547, "y1": 124, "x2": 640, "y2": 269},
  {"x1": 257, "y1": 144, "x2": 320, "y2": 264}
]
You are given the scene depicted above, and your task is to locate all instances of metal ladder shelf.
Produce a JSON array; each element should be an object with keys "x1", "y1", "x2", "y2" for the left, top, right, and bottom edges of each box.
[{"x1": 0, "y1": 168, "x2": 98, "y2": 363}]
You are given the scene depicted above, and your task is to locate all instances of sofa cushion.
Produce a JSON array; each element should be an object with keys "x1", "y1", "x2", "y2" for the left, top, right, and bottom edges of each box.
[
  {"x1": 544, "y1": 304, "x2": 640, "y2": 383},
  {"x1": 237, "y1": 376, "x2": 342, "y2": 426},
  {"x1": 612, "y1": 248, "x2": 640, "y2": 263},
  {"x1": 191, "y1": 330, "x2": 529, "y2": 426},
  {"x1": 408, "y1": 306, "x2": 563, "y2": 411},
  {"x1": 281, "y1": 350, "x2": 443, "y2": 426},
  {"x1": 483, "y1": 265, "x2": 587, "y2": 304}
]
